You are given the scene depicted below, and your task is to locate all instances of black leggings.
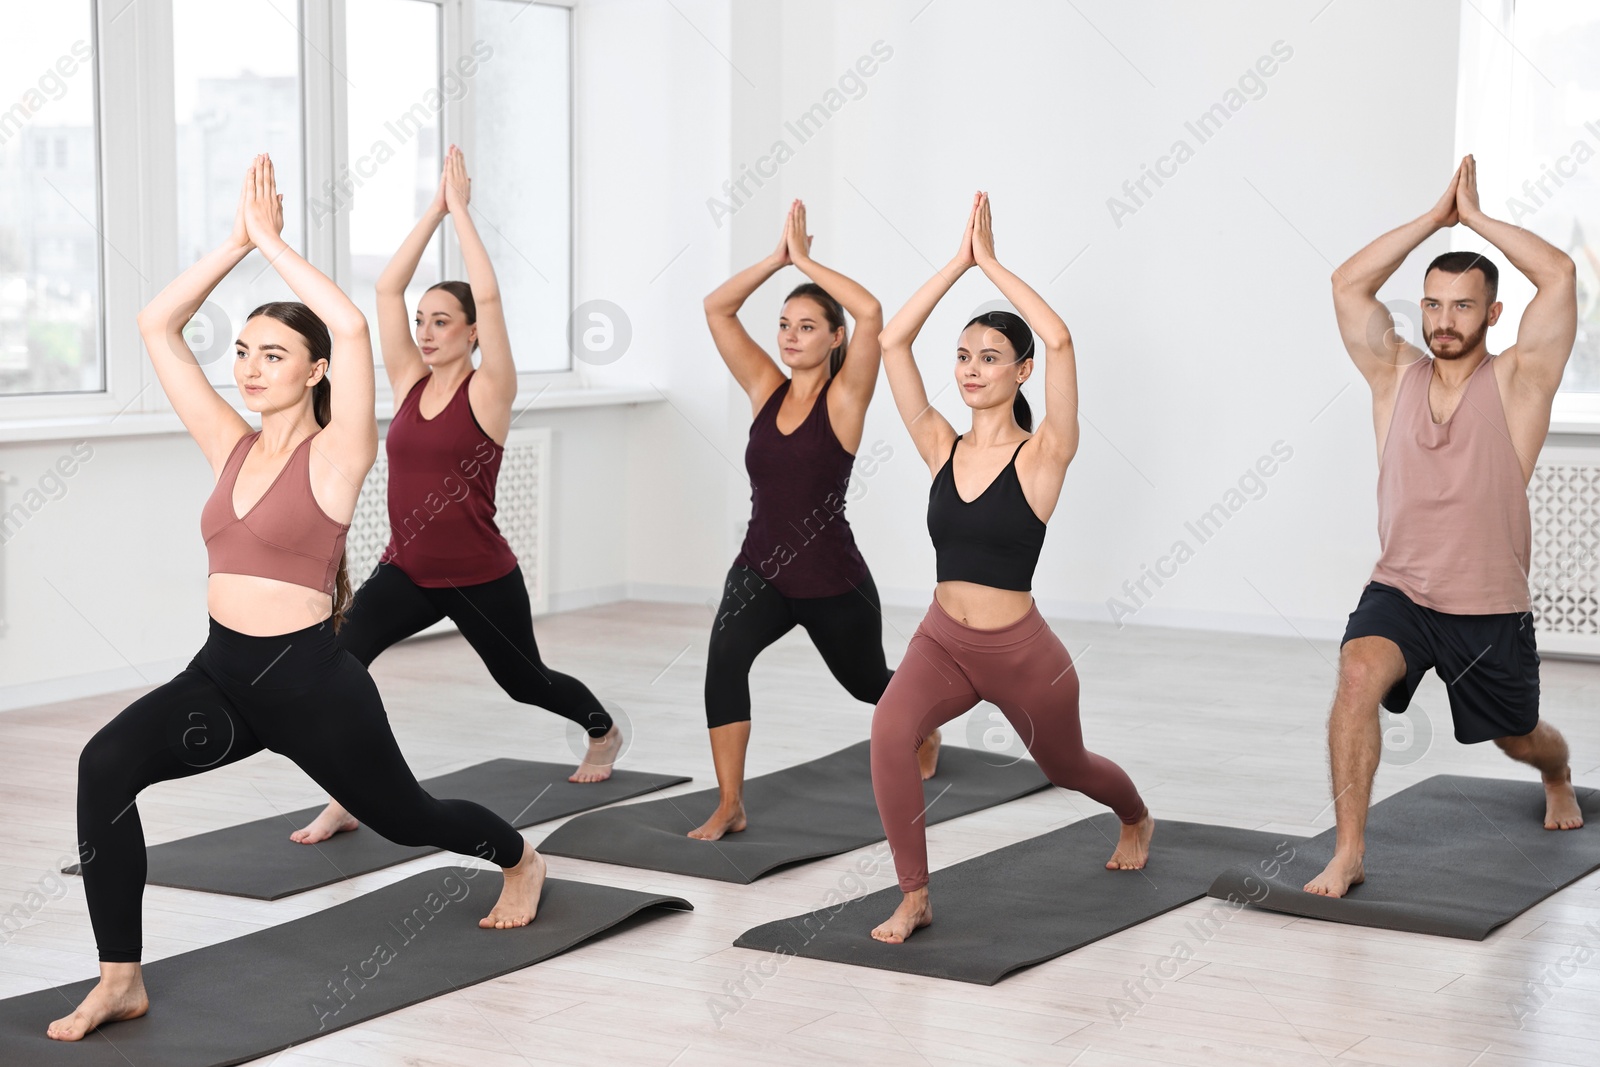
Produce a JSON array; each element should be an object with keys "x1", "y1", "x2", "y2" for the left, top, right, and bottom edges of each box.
[
  {"x1": 704, "y1": 565, "x2": 894, "y2": 728},
  {"x1": 341, "y1": 562, "x2": 612, "y2": 738},
  {"x1": 76, "y1": 617, "x2": 527, "y2": 963}
]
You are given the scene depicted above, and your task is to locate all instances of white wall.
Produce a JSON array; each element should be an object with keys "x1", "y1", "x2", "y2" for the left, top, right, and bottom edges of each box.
[
  {"x1": 596, "y1": 0, "x2": 1468, "y2": 638},
  {"x1": 574, "y1": 0, "x2": 740, "y2": 609}
]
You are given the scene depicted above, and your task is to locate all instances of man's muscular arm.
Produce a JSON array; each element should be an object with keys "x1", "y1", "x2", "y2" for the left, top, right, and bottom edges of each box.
[
  {"x1": 1331, "y1": 160, "x2": 1462, "y2": 388},
  {"x1": 1456, "y1": 155, "x2": 1578, "y2": 398}
]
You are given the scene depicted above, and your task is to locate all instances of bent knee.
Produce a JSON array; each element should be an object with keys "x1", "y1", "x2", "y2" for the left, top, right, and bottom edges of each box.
[
  {"x1": 1337, "y1": 640, "x2": 1405, "y2": 698},
  {"x1": 1037, "y1": 754, "x2": 1099, "y2": 789},
  {"x1": 705, "y1": 634, "x2": 758, "y2": 674},
  {"x1": 498, "y1": 681, "x2": 557, "y2": 708},
  {"x1": 77, "y1": 733, "x2": 132, "y2": 793},
  {"x1": 870, "y1": 704, "x2": 922, "y2": 747},
  {"x1": 349, "y1": 810, "x2": 431, "y2": 848}
]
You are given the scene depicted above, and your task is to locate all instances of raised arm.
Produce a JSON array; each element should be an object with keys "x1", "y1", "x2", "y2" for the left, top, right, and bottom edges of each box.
[
  {"x1": 246, "y1": 156, "x2": 377, "y2": 497},
  {"x1": 1331, "y1": 161, "x2": 1461, "y2": 389},
  {"x1": 703, "y1": 208, "x2": 791, "y2": 412},
  {"x1": 1456, "y1": 154, "x2": 1578, "y2": 396},
  {"x1": 374, "y1": 164, "x2": 447, "y2": 402},
  {"x1": 878, "y1": 196, "x2": 976, "y2": 472},
  {"x1": 970, "y1": 193, "x2": 1077, "y2": 470},
  {"x1": 785, "y1": 201, "x2": 882, "y2": 411},
  {"x1": 135, "y1": 166, "x2": 256, "y2": 472},
  {"x1": 442, "y1": 147, "x2": 518, "y2": 444}
]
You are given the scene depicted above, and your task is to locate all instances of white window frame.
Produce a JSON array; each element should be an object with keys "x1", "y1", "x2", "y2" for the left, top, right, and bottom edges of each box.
[
  {"x1": 1454, "y1": 0, "x2": 1600, "y2": 432},
  {"x1": 0, "y1": 0, "x2": 577, "y2": 424}
]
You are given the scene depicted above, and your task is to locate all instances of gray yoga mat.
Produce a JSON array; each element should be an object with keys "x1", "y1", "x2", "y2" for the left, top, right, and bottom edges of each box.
[
  {"x1": 733, "y1": 815, "x2": 1304, "y2": 984},
  {"x1": 1207, "y1": 774, "x2": 1600, "y2": 939},
  {"x1": 63, "y1": 759, "x2": 689, "y2": 900},
  {"x1": 539, "y1": 740, "x2": 1051, "y2": 883},
  {"x1": 0, "y1": 866, "x2": 691, "y2": 1066}
]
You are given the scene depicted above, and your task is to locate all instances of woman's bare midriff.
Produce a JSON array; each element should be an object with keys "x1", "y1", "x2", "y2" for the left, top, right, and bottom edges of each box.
[
  {"x1": 207, "y1": 574, "x2": 333, "y2": 635},
  {"x1": 933, "y1": 580, "x2": 1033, "y2": 630}
]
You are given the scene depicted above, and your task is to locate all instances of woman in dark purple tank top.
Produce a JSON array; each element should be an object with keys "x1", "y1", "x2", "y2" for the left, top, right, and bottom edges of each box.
[
  {"x1": 691, "y1": 200, "x2": 939, "y2": 842},
  {"x1": 289, "y1": 147, "x2": 619, "y2": 847}
]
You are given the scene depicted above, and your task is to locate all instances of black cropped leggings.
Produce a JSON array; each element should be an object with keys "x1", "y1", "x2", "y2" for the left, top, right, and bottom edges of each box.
[
  {"x1": 76, "y1": 617, "x2": 527, "y2": 963},
  {"x1": 341, "y1": 562, "x2": 612, "y2": 737},
  {"x1": 704, "y1": 565, "x2": 894, "y2": 728}
]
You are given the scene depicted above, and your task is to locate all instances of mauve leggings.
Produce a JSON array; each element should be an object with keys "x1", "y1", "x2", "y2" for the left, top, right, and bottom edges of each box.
[{"x1": 871, "y1": 597, "x2": 1147, "y2": 892}]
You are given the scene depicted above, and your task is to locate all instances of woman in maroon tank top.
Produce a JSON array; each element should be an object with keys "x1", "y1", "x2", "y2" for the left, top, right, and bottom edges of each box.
[
  {"x1": 691, "y1": 201, "x2": 939, "y2": 842},
  {"x1": 290, "y1": 147, "x2": 620, "y2": 847}
]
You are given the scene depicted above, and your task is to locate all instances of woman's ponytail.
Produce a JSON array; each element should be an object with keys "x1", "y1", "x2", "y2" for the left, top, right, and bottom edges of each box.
[{"x1": 1013, "y1": 391, "x2": 1033, "y2": 433}]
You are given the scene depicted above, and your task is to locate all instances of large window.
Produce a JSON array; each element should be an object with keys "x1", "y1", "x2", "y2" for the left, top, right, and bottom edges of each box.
[
  {"x1": 0, "y1": 0, "x2": 576, "y2": 418},
  {"x1": 342, "y1": 0, "x2": 445, "y2": 342},
  {"x1": 0, "y1": 4, "x2": 101, "y2": 398},
  {"x1": 173, "y1": 0, "x2": 306, "y2": 384},
  {"x1": 473, "y1": 0, "x2": 572, "y2": 373},
  {"x1": 1456, "y1": 0, "x2": 1600, "y2": 393}
]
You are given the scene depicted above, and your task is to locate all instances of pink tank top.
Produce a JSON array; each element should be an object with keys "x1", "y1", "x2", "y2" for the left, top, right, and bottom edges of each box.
[
  {"x1": 1370, "y1": 355, "x2": 1531, "y2": 614},
  {"x1": 378, "y1": 371, "x2": 517, "y2": 587},
  {"x1": 200, "y1": 431, "x2": 351, "y2": 596}
]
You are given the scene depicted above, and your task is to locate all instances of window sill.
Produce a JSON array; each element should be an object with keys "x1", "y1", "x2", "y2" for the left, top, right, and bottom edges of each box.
[
  {"x1": 1549, "y1": 394, "x2": 1600, "y2": 436},
  {"x1": 0, "y1": 383, "x2": 663, "y2": 444}
]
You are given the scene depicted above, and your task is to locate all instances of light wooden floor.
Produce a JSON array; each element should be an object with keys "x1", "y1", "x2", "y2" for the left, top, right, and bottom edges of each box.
[{"x1": 3, "y1": 600, "x2": 1599, "y2": 1066}]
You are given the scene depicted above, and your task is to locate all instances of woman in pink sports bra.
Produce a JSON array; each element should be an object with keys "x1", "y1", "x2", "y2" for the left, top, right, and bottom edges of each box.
[
  {"x1": 288, "y1": 147, "x2": 621, "y2": 849},
  {"x1": 48, "y1": 156, "x2": 544, "y2": 1044}
]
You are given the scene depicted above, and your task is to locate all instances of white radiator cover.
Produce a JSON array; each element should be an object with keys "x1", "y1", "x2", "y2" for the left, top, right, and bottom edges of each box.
[
  {"x1": 343, "y1": 426, "x2": 551, "y2": 631},
  {"x1": 1529, "y1": 445, "x2": 1600, "y2": 657}
]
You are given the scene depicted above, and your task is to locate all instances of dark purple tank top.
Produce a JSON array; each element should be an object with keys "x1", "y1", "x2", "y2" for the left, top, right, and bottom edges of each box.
[
  {"x1": 733, "y1": 377, "x2": 869, "y2": 597},
  {"x1": 379, "y1": 371, "x2": 518, "y2": 587}
]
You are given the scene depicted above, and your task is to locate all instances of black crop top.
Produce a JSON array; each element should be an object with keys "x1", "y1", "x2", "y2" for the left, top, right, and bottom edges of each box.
[{"x1": 927, "y1": 435, "x2": 1048, "y2": 591}]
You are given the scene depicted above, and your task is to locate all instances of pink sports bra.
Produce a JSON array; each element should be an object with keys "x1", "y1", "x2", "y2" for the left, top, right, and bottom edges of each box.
[{"x1": 200, "y1": 431, "x2": 351, "y2": 596}]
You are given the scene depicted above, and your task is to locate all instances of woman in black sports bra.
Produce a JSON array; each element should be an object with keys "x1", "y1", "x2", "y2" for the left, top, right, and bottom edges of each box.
[{"x1": 869, "y1": 192, "x2": 1152, "y2": 944}]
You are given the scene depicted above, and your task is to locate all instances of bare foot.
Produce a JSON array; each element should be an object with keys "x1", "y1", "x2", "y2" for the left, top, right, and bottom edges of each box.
[
  {"x1": 1106, "y1": 810, "x2": 1155, "y2": 870},
  {"x1": 569, "y1": 724, "x2": 624, "y2": 783},
  {"x1": 289, "y1": 801, "x2": 360, "y2": 844},
  {"x1": 1303, "y1": 851, "x2": 1365, "y2": 897},
  {"x1": 1545, "y1": 769, "x2": 1585, "y2": 830},
  {"x1": 47, "y1": 966, "x2": 148, "y2": 1041},
  {"x1": 918, "y1": 729, "x2": 942, "y2": 781},
  {"x1": 871, "y1": 890, "x2": 932, "y2": 944},
  {"x1": 687, "y1": 801, "x2": 746, "y2": 840},
  {"x1": 480, "y1": 841, "x2": 545, "y2": 929}
]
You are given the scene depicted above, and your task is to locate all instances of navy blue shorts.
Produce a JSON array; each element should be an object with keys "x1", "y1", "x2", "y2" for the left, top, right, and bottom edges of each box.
[{"x1": 1340, "y1": 581, "x2": 1540, "y2": 744}]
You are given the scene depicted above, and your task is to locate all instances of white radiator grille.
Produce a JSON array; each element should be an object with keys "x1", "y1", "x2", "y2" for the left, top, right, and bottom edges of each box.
[
  {"x1": 345, "y1": 426, "x2": 551, "y2": 622},
  {"x1": 1529, "y1": 449, "x2": 1600, "y2": 654}
]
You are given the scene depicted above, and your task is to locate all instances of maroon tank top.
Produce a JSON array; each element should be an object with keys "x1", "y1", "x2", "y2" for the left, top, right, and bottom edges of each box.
[
  {"x1": 733, "y1": 377, "x2": 869, "y2": 597},
  {"x1": 378, "y1": 371, "x2": 518, "y2": 587}
]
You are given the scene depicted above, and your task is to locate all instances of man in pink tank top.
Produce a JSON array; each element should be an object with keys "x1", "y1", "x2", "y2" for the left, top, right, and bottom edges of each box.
[{"x1": 1310, "y1": 155, "x2": 1583, "y2": 898}]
